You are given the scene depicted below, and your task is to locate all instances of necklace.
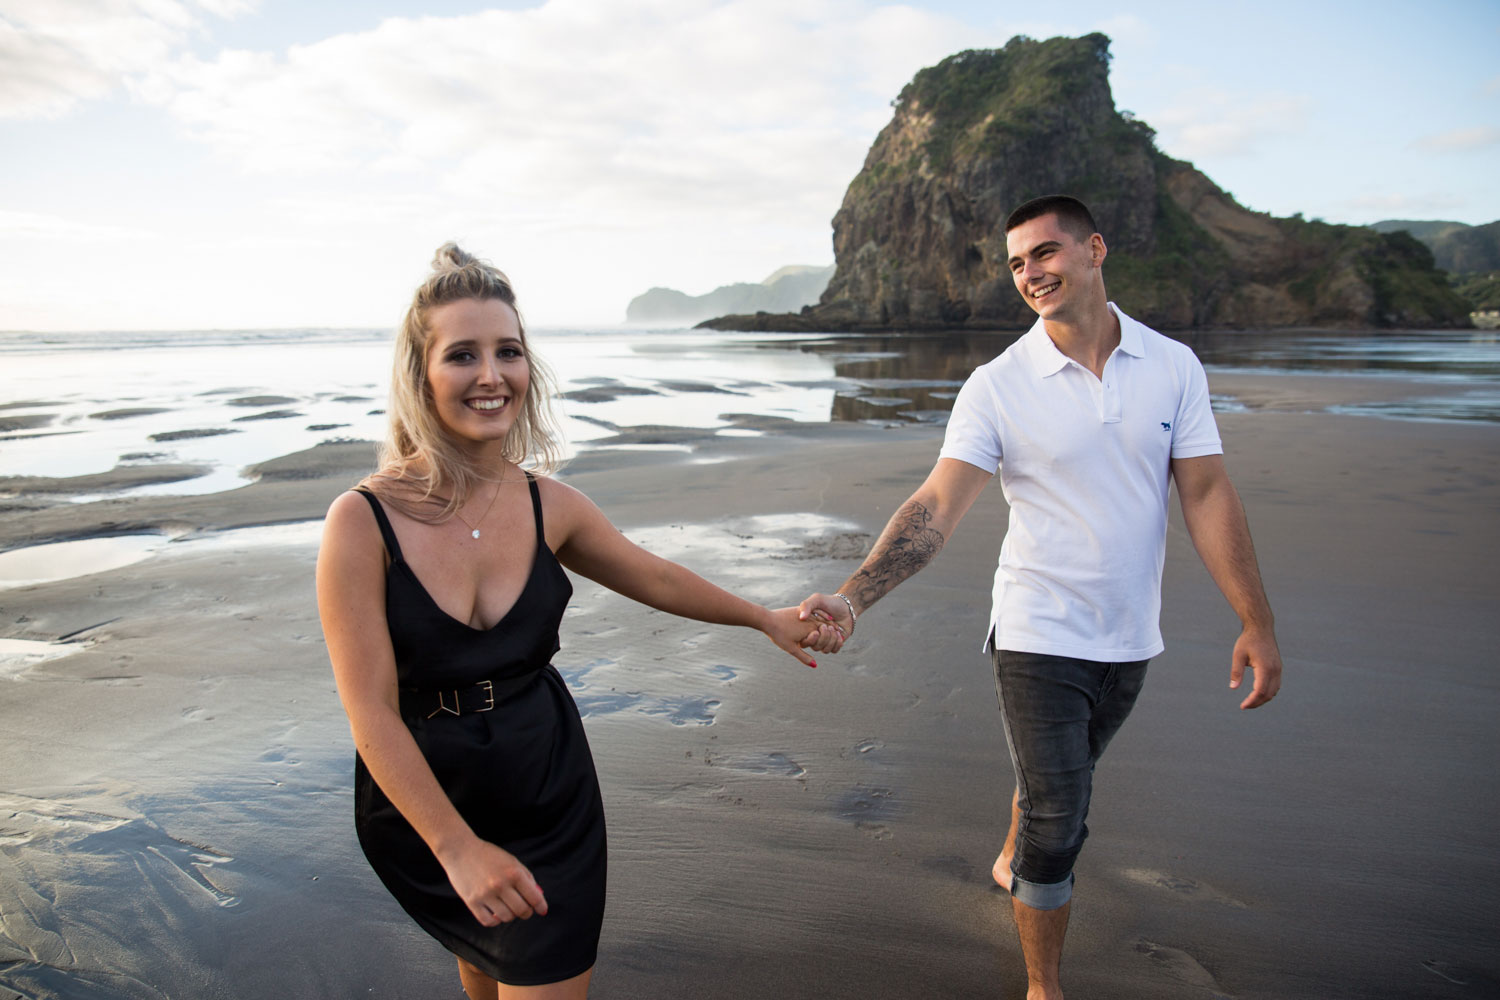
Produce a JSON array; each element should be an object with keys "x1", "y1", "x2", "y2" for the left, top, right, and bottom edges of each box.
[{"x1": 453, "y1": 482, "x2": 502, "y2": 539}]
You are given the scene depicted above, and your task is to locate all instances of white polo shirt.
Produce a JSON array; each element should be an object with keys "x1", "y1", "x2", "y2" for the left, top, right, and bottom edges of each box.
[{"x1": 938, "y1": 304, "x2": 1222, "y2": 661}]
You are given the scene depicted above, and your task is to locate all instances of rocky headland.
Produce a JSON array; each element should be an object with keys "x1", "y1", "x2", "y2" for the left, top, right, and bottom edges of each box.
[
  {"x1": 1371, "y1": 219, "x2": 1500, "y2": 314},
  {"x1": 701, "y1": 34, "x2": 1470, "y2": 332},
  {"x1": 627, "y1": 264, "x2": 833, "y2": 325}
]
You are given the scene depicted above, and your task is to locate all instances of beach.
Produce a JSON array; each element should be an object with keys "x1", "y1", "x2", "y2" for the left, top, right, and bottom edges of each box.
[{"x1": 2, "y1": 362, "x2": 1499, "y2": 999}]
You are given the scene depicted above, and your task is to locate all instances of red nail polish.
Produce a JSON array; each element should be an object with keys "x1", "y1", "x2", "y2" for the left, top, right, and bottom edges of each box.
[{"x1": 809, "y1": 659, "x2": 817, "y2": 668}]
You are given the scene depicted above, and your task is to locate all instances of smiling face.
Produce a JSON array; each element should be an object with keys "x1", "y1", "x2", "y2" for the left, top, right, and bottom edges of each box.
[
  {"x1": 1005, "y1": 213, "x2": 1107, "y2": 320},
  {"x1": 424, "y1": 297, "x2": 530, "y2": 453}
]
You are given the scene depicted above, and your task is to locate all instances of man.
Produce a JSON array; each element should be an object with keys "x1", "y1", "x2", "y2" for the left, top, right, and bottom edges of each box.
[{"x1": 800, "y1": 195, "x2": 1282, "y2": 1000}]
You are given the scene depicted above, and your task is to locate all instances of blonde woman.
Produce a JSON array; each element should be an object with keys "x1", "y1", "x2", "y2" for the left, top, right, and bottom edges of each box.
[{"x1": 317, "y1": 244, "x2": 836, "y2": 999}]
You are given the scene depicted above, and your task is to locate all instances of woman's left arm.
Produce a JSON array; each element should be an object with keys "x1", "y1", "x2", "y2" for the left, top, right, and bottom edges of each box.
[{"x1": 546, "y1": 479, "x2": 827, "y2": 666}]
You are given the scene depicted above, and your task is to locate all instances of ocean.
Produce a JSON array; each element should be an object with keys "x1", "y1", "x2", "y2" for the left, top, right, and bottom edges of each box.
[{"x1": 2, "y1": 325, "x2": 1497, "y2": 500}]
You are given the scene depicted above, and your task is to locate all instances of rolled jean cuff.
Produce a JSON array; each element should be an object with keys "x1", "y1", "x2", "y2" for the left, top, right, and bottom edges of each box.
[{"x1": 1010, "y1": 870, "x2": 1074, "y2": 911}]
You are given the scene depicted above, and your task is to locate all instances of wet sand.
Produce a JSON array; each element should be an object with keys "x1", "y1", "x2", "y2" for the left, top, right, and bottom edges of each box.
[{"x1": 2, "y1": 373, "x2": 1498, "y2": 998}]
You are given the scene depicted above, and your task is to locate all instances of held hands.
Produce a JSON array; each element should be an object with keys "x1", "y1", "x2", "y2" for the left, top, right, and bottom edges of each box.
[
  {"x1": 1230, "y1": 625, "x2": 1283, "y2": 710},
  {"x1": 797, "y1": 593, "x2": 854, "y2": 654},
  {"x1": 439, "y1": 835, "x2": 549, "y2": 927},
  {"x1": 762, "y1": 606, "x2": 841, "y2": 667}
]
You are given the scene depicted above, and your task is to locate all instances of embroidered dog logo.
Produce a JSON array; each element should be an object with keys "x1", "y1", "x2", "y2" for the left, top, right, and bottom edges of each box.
[{"x1": 1160, "y1": 421, "x2": 1172, "y2": 431}]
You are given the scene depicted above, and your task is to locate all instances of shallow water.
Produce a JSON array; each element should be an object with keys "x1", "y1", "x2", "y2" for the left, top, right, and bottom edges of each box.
[
  {"x1": 0, "y1": 535, "x2": 167, "y2": 588},
  {"x1": 0, "y1": 638, "x2": 88, "y2": 677},
  {"x1": 0, "y1": 522, "x2": 324, "y2": 588},
  {"x1": 2, "y1": 326, "x2": 1496, "y2": 502}
]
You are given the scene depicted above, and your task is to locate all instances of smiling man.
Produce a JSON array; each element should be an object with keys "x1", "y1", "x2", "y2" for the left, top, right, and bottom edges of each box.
[{"x1": 800, "y1": 194, "x2": 1282, "y2": 999}]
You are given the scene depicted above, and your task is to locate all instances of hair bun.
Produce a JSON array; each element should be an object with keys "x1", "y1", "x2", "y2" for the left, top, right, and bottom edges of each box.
[{"x1": 433, "y1": 242, "x2": 477, "y2": 271}]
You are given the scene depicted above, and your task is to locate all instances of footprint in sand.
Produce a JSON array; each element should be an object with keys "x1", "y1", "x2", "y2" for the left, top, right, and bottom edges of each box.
[
  {"x1": 258, "y1": 746, "x2": 300, "y2": 766},
  {"x1": 1119, "y1": 867, "x2": 1248, "y2": 909},
  {"x1": 1134, "y1": 939, "x2": 1231, "y2": 995},
  {"x1": 921, "y1": 855, "x2": 979, "y2": 883},
  {"x1": 833, "y1": 784, "x2": 897, "y2": 839}
]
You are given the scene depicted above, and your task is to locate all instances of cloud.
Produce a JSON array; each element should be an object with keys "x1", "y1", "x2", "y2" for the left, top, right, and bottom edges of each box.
[
  {"x1": 1411, "y1": 125, "x2": 1500, "y2": 153},
  {"x1": 0, "y1": 207, "x2": 158, "y2": 241},
  {"x1": 128, "y1": 1, "x2": 992, "y2": 236},
  {"x1": 0, "y1": 0, "x2": 249, "y2": 118},
  {"x1": 1150, "y1": 89, "x2": 1310, "y2": 159}
]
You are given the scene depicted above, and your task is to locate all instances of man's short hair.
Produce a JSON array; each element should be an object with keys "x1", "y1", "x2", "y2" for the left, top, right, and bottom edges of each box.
[{"x1": 1005, "y1": 195, "x2": 1098, "y2": 243}]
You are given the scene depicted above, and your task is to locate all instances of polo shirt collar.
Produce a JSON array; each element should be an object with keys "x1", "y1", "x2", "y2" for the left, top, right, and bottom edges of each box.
[
  {"x1": 1112, "y1": 302, "x2": 1147, "y2": 358},
  {"x1": 1021, "y1": 301, "x2": 1145, "y2": 378}
]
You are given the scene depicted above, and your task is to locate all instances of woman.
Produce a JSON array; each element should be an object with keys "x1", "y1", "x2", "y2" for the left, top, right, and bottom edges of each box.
[{"x1": 317, "y1": 244, "x2": 837, "y2": 999}]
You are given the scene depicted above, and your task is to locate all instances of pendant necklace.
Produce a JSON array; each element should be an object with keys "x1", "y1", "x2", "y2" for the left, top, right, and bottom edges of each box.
[{"x1": 453, "y1": 481, "x2": 503, "y2": 539}]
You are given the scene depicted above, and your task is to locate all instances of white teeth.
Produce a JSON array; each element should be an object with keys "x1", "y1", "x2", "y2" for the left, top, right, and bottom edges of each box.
[
  {"x1": 1032, "y1": 282, "x2": 1059, "y2": 300},
  {"x1": 468, "y1": 398, "x2": 506, "y2": 411}
]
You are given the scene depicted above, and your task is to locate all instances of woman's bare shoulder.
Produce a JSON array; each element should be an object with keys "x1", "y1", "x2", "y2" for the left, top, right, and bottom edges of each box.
[
  {"x1": 530, "y1": 473, "x2": 608, "y2": 543},
  {"x1": 325, "y1": 487, "x2": 379, "y2": 525},
  {"x1": 321, "y1": 488, "x2": 387, "y2": 560}
]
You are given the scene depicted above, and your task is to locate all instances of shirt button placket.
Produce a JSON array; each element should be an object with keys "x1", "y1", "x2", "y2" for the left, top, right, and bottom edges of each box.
[{"x1": 1101, "y1": 364, "x2": 1122, "y2": 424}]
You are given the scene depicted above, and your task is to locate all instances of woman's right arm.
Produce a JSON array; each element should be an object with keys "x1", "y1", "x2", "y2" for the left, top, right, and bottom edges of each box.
[{"x1": 316, "y1": 490, "x2": 548, "y2": 926}]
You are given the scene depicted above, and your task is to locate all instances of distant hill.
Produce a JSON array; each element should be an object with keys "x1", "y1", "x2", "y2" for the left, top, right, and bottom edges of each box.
[
  {"x1": 701, "y1": 34, "x2": 1469, "y2": 332},
  {"x1": 1370, "y1": 219, "x2": 1500, "y2": 274},
  {"x1": 1369, "y1": 220, "x2": 1470, "y2": 241},
  {"x1": 626, "y1": 265, "x2": 834, "y2": 325}
]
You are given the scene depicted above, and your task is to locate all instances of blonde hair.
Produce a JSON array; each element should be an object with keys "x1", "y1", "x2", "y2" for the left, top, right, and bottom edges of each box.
[{"x1": 361, "y1": 242, "x2": 564, "y2": 520}]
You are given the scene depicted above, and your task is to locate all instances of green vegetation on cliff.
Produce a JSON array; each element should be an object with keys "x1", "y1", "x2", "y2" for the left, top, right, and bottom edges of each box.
[
  {"x1": 890, "y1": 35, "x2": 1119, "y2": 170},
  {"x1": 1354, "y1": 229, "x2": 1472, "y2": 326},
  {"x1": 1455, "y1": 272, "x2": 1500, "y2": 311},
  {"x1": 1371, "y1": 219, "x2": 1500, "y2": 274},
  {"x1": 704, "y1": 33, "x2": 1470, "y2": 333},
  {"x1": 1369, "y1": 219, "x2": 1500, "y2": 314}
]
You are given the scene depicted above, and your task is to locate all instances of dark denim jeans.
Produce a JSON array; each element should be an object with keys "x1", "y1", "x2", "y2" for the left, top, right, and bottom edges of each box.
[{"x1": 993, "y1": 648, "x2": 1149, "y2": 910}]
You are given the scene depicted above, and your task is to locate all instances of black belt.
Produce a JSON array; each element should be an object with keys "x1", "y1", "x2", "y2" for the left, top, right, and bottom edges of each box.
[{"x1": 400, "y1": 672, "x2": 539, "y2": 720}]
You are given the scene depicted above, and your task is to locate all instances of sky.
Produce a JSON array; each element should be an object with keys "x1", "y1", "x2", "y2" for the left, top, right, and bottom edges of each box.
[{"x1": 2, "y1": 0, "x2": 1497, "y2": 332}]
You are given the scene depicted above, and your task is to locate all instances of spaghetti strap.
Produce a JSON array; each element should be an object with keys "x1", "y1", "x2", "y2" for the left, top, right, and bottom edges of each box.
[
  {"x1": 354, "y1": 488, "x2": 405, "y2": 563},
  {"x1": 525, "y1": 473, "x2": 545, "y2": 548}
]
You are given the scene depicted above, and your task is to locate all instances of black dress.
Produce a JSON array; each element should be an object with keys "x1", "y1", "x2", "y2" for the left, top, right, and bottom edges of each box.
[{"x1": 352, "y1": 478, "x2": 606, "y2": 986}]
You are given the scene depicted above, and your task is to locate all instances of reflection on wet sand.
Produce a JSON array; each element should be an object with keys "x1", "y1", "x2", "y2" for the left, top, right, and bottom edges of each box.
[{"x1": 759, "y1": 327, "x2": 1500, "y2": 424}]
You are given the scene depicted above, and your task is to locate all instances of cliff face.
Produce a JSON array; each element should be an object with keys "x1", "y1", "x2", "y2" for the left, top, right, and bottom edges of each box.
[{"x1": 704, "y1": 34, "x2": 1468, "y2": 332}]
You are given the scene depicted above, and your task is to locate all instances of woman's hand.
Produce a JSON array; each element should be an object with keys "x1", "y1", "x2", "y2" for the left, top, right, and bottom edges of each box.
[
  {"x1": 438, "y1": 836, "x2": 549, "y2": 927},
  {"x1": 799, "y1": 606, "x2": 847, "y2": 654},
  {"x1": 762, "y1": 606, "x2": 842, "y2": 666}
]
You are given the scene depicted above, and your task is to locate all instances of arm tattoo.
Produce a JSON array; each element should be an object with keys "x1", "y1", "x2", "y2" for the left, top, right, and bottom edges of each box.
[{"x1": 842, "y1": 499, "x2": 945, "y2": 613}]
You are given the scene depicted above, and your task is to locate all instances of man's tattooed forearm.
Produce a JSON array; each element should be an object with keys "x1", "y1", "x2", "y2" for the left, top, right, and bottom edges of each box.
[{"x1": 843, "y1": 500, "x2": 945, "y2": 612}]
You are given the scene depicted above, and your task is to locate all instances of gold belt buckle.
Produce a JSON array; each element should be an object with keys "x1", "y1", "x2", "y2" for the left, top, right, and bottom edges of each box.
[
  {"x1": 428, "y1": 690, "x2": 462, "y2": 719},
  {"x1": 425, "y1": 681, "x2": 496, "y2": 719}
]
